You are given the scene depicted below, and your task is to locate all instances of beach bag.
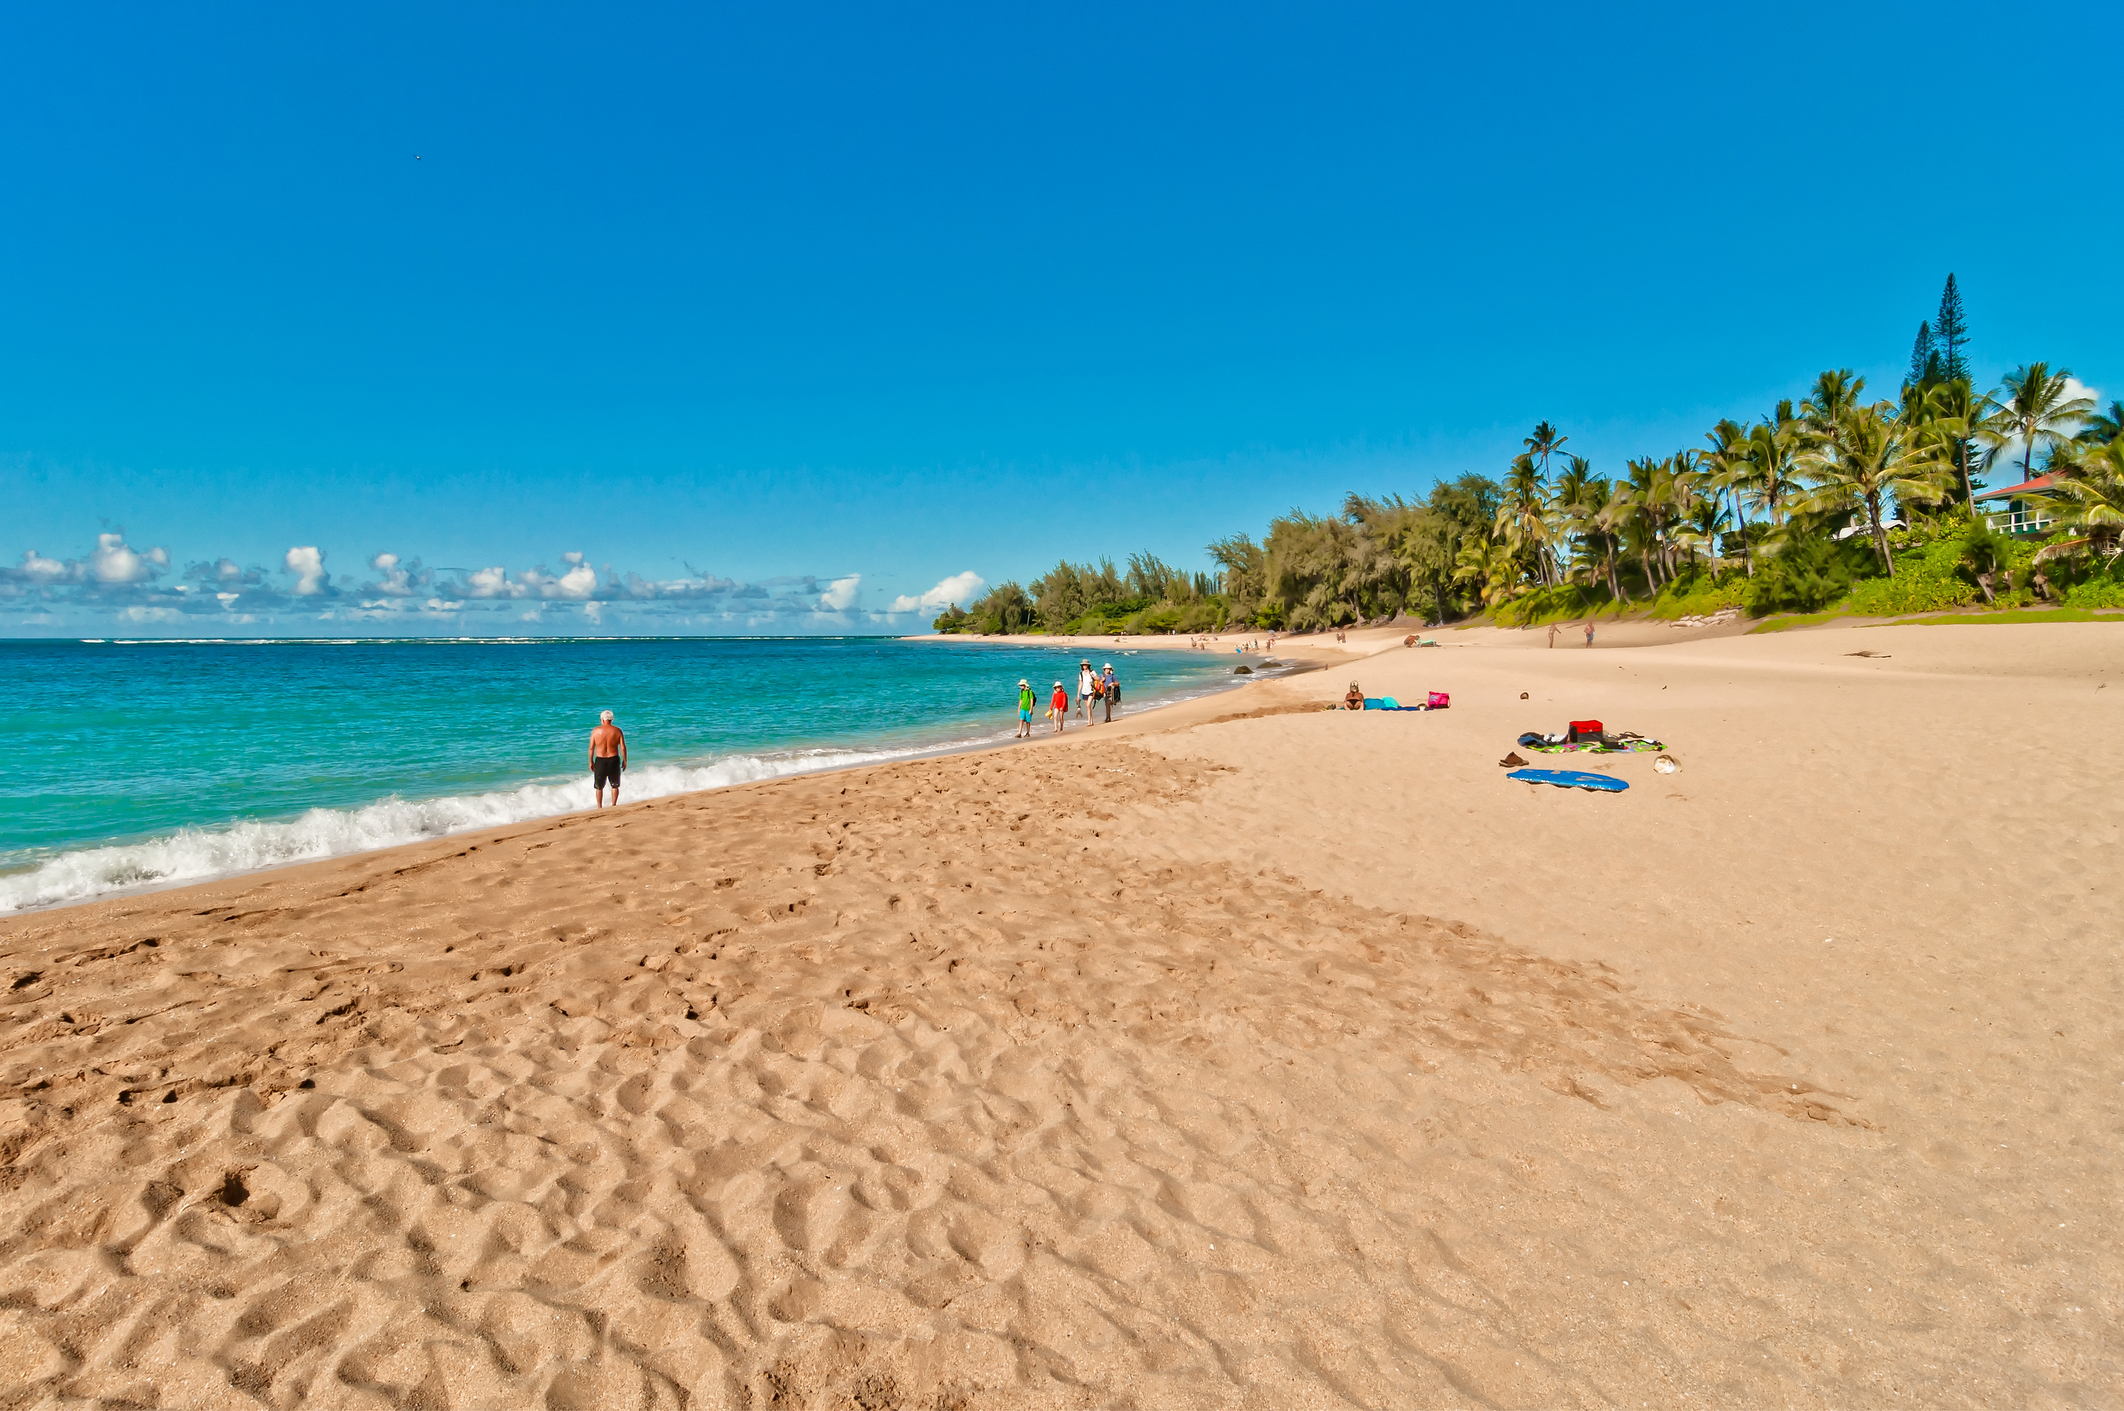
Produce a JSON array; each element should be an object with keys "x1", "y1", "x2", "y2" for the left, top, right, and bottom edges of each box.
[
  {"x1": 1427, "y1": 691, "x2": 1451, "y2": 709},
  {"x1": 1567, "y1": 719, "x2": 1602, "y2": 742}
]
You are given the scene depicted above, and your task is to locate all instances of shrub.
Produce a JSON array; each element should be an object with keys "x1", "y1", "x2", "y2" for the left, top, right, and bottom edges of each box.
[
  {"x1": 1747, "y1": 537, "x2": 1862, "y2": 615},
  {"x1": 1846, "y1": 540, "x2": 1981, "y2": 615},
  {"x1": 1650, "y1": 572, "x2": 1748, "y2": 620}
]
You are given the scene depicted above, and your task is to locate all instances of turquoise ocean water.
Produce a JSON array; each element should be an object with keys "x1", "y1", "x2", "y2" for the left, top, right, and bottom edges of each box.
[{"x1": 0, "y1": 637, "x2": 1255, "y2": 912}]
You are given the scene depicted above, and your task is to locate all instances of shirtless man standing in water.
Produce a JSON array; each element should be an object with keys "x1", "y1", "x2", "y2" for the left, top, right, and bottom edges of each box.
[{"x1": 589, "y1": 710, "x2": 627, "y2": 807}]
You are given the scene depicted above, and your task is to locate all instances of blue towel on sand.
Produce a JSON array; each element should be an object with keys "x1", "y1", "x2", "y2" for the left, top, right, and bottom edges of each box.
[{"x1": 1505, "y1": 768, "x2": 1628, "y2": 792}]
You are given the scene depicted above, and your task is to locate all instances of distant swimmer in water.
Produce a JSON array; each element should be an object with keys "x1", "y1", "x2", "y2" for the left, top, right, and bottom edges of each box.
[{"x1": 590, "y1": 710, "x2": 627, "y2": 807}]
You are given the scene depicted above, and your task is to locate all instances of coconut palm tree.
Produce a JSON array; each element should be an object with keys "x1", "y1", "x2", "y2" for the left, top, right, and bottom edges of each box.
[
  {"x1": 2046, "y1": 440, "x2": 2124, "y2": 561},
  {"x1": 1701, "y1": 418, "x2": 1753, "y2": 576},
  {"x1": 1802, "y1": 370, "x2": 1867, "y2": 455},
  {"x1": 1903, "y1": 376, "x2": 1983, "y2": 508},
  {"x1": 1593, "y1": 482, "x2": 1633, "y2": 599},
  {"x1": 1981, "y1": 363, "x2": 2095, "y2": 483},
  {"x1": 1798, "y1": 403, "x2": 1953, "y2": 575},
  {"x1": 1674, "y1": 493, "x2": 1731, "y2": 574},
  {"x1": 1626, "y1": 455, "x2": 1690, "y2": 587},
  {"x1": 2076, "y1": 399, "x2": 2124, "y2": 446},
  {"x1": 1499, "y1": 453, "x2": 1555, "y2": 588},
  {"x1": 1549, "y1": 455, "x2": 1597, "y2": 586},
  {"x1": 1453, "y1": 524, "x2": 1521, "y2": 608},
  {"x1": 1740, "y1": 404, "x2": 1805, "y2": 528},
  {"x1": 1524, "y1": 422, "x2": 1569, "y2": 477}
]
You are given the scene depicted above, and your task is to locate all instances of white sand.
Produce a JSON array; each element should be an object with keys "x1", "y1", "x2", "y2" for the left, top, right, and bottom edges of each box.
[{"x1": 0, "y1": 620, "x2": 2116, "y2": 1407}]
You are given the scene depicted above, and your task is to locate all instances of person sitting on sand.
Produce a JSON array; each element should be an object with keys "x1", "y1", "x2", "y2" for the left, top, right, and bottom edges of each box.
[
  {"x1": 1015, "y1": 678, "x2": 1035, "y2": 739},
  {"x1": 1343, "y1": 681, "x2": 1365, "y2": 711},
  {"x1": 1050, "y1": 680, "x2": 1069, "y2": 733},
  {"x1": 589, "y1": 710, "x2": 626, "y2": 807}
]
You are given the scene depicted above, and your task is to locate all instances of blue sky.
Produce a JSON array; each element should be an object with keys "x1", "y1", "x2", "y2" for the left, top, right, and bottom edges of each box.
[{"x1": 4, "y1": 1, "x2": 2118, "y2": 634}]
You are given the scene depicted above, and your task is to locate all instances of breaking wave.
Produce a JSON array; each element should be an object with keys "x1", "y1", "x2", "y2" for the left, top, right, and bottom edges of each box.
[{"x1": 0, "y1": 747, "x2": 916, "y2": 914}]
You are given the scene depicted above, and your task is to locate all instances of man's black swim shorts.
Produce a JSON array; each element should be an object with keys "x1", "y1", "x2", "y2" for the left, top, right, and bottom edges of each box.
[{"x1": 593, "y1": 755, "x2": 622, "y2": 788}]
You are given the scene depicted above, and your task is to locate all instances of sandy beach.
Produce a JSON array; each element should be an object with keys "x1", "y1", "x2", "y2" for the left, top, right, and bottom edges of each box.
[{"x1": 0, "y1": 620, "x2": 2117, "y2": 1408}]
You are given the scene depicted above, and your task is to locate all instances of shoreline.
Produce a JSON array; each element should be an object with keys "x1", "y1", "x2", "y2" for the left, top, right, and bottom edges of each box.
[
  {"x1": 0, "y1": 646, "x2": 1315, "y2": 917},
  {"x1": 1, "y1": 618, "x2": 2115, "y2": 1405}
]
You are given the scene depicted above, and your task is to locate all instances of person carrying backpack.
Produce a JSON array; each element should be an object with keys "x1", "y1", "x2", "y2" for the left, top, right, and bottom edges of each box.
[{"x1": 1015, "y1": 678, "x2": 1035, "y2": 738}]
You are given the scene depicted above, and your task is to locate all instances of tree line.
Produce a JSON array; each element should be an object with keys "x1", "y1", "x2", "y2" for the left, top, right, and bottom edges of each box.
[{"x1": 935, "y1": 277, "x2": 2123, "y2": 635}]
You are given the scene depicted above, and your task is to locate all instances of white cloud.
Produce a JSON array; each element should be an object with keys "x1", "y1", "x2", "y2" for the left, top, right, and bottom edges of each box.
[
  {"x1": 462, "y1": 566, "x2": 524, "y2": 598},
  {"x1": 461, "y1": 556, "x2": 600, "y2": 600},
  {"x1": 284, "y1": 546, "x2": 329, "y2": 596},
  {"x1": 818, "y1": 574, "x2": 862, "y2": 611},
  {"x1": 888, "y1": 570, "x2": 986, "y2": 614},
  {"x1": 367, "y1": 552, "x2": 419, "y2": 595},
  {"x1": 553, "y1": 561, "x2": 598, "y2": 598},
  {"x1": 583, "y1": 600, "x2": 604, "y2": 625},
  {"x1": 90, "y1": 533, "x2": 168, "y2": 584},
  {"x1": 16, "y1": 550, "x2": 71, "y2": 582}
]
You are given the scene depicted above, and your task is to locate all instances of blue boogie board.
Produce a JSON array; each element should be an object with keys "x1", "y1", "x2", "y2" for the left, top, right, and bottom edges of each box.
[{"x1": 1506, "y1": 768, "x2": 1628, "y2": 792}]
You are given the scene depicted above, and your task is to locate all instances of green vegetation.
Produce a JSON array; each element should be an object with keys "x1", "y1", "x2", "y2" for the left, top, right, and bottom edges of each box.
[{"x1": 934, "y1": 275, "x2": 2123, "y2": 635}]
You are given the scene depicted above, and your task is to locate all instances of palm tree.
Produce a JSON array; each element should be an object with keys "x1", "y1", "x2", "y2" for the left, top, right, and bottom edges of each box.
[
  {"x1": 1740, "y1": 404, "x2": 1804, "y2": 528},
  {"x1": 1524, "y1": 422, "x2": 1569, "y2": 477},
  {"x1": 1626, "y1": 455, "x2": 1689, "y2": 587},
  {"x1": 1499, "y1": 453, "x2": 1554, "y2": 588},
  {"x1": 1797, "y1": 403, "x2": 1952, "y2": 575},
  {"x1": 1551, "y1": 455, "x2": 1596, "y2": 586},
  {"x1": 1702, "y1": 418, "x2": 1753, "y2": 576},
  {"x1": 1981, "y1": 363, "x2": 2095, "y2": 483},
  {"x1": 1903, "y1": 376, "x2": 1983, "y2": 508},
  {"x1": 1674, "y1": 493, "x2": 1731, "y2": 574},
  {"x1": 1802, "y1": 370, "x2": 1867, "y2": 455},
  {"x1": 2045, "y1": 440, "x2": 2124, "y2": 561},
  {"x1": 1593, "y1": 482, "x2": 1633, "y2": 599},
  {"x1": 2076, "y1": 399, "x2": 2124, "y2": 446}
]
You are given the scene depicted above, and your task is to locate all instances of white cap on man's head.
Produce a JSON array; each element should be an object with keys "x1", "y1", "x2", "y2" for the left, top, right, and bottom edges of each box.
[{"x1": 600, "y1": 710, "x2": 614, "y2": 722}]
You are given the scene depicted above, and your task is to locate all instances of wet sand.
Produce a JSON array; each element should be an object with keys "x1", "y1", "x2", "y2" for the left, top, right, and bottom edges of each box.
[{"x1": 0, "y1": 620, "x2": 2117, "y2": 1407}]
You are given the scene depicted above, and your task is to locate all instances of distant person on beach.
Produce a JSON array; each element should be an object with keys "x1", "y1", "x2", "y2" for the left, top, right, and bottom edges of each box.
[
  {"x1": 1016, "y1": 678, "x2": 1034, "y2": 738},
  {"x1": 1344, "y1": 681, "x2": 1365, "y2": 711},
  {"x1": 589, "y1": 710, "x2": 626, "y2": 807},
  {"x1": 1050, "y1": 680, "x2": 1069, "y2": 733},
  {"x1": 1102, "y1": 663, "x2": 1118, "y2": 721},
  {"x1": 1078, "y1": 660, "x2": 1097, "y2": 723},
  {"x1": 1584, "y1": 622, "x2": 1596, "y2": 648},
  {"x1": 1549, "y1": 623, "x2": 1559, "y2": 648}
]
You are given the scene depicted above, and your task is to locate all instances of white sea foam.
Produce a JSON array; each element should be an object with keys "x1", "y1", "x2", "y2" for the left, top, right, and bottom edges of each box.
[{"x1": 0, "y1": 747, "x2": 916, "y2": 914}]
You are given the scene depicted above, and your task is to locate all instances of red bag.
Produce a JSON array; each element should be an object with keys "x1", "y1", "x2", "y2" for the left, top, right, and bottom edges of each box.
[
  {"x1": 1568, "y1": 719, "x2": 1602, "y2": 741},
  {"x1": 1427, "y1": 691, "x2": 1450, "y2": 708}
]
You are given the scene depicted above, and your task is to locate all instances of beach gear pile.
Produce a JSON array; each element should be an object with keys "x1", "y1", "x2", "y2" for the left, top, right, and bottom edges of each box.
[
  {"x1": 1500, "y1": 719, "x2": 1680, "y2": 792},
  {"x1": 1515, "y1": 718, "x2": 1662, "y2": 754},
  {"x1": 1353, "y1": 691, "x2": 1448, "y2": 711}
]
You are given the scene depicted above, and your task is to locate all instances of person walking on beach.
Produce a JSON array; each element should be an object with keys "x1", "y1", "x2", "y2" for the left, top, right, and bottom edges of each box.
[
  {"x1": 1584, "y1": 621, "x2": 1596, "y2": 648},
  {"x1": 1050, "y1": 680, "x2": 1069, "y2": 733},
  {"x1": 1548, "y1": 623, "x2": 1559, "y2": 648},
  {"x1": 1015, "y1": 678, "x2": 1035, "y2": 738},
  {"x1": 1101, "y1": 663, "x2": 1118, "y2": 722},
  {"x1": 1077, "y1": 660, "x2": 1097, "y2": 724},
  {"x1": 589, "y1": 710, "x2": 626, "y2": 807}
]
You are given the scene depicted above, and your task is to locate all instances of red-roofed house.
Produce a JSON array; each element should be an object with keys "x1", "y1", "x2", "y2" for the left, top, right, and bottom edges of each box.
[{"x1": 1976, "y1": 473, "x2": 2065, "y2": 537}]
